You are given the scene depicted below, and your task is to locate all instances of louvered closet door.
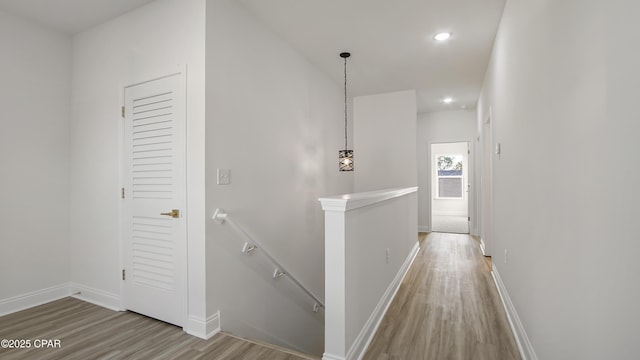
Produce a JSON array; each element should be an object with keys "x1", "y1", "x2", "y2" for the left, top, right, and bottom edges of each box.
[{"x1": 122, "y1": 72, "x2": 186, "y2": 327}]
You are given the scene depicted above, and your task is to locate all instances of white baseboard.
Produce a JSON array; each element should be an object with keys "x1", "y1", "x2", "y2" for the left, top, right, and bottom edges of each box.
[
  {"x1": 322, "y1": 354, "x2": 344, "y2": 360},
  {"x1": 224, "y1": 332, "x2": 318, "y2": 360},
  {"x1": 70, "y1": 283, "x2": 122, "y2": 312},
  {"x1": 0, "y1": 283, "x2": 72, "y2": 316},
  {"x1": 0, "y1": 282, "x2": 217, "y2": 343},
  {"x1": 491, "y1": 265, "x2": 538, "y2": 360},
  {"x1": 342, "y1": 241, "x2": 420, "y2": 360},
  {"x1": 418, "y1": 225, "x2": 430, "y2": 233},
  {"x1": 186, "y1": 311, "x2": 220, "y2": 339},
  {"x1": 480, "y1": 238, "x2": 486, "y2": 256}
]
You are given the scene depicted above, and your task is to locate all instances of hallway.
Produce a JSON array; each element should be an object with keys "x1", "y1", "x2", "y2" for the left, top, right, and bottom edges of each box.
[{"x1": 363, "y1": 232, "x2": 520, "y2": 360}]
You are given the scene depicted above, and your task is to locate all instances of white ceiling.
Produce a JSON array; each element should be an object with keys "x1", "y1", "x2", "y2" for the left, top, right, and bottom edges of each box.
[
  {"x1": 239, "y1": 0, "x2": 506, "y2": 113},
  {"x1": 0, "y1": 0, "x2": 505, "y2": 113},
  {"x1": 0, "y1": 0, "x2": 156, "y2": 35}
]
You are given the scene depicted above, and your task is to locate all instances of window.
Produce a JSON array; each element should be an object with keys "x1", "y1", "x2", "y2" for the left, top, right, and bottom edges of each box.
[{"x1": 436, "y1": 155, "x2": 463, "y2": 198}]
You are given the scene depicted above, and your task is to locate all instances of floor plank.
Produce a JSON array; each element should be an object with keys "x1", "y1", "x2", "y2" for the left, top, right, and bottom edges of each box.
[
  {"x1": 0, "y1": 297, "x2": 317, "y2": 360},
  {"x1": 363, "y1": 232, "x2": 521, "y2": 360}
]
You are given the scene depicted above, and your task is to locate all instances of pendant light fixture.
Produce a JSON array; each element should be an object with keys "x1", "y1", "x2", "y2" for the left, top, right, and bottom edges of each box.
[{"x1": 339, "y1": 52, "x2": 354, "y2": 171}]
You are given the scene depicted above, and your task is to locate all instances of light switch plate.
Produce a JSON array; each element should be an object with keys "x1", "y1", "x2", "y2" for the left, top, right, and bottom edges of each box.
[{"x1": 217, "y1": 169, "x2": 230, "y2": 185}]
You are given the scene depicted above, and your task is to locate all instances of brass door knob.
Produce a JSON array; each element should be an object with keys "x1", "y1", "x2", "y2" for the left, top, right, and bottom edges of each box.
[{"x1": 160, "y1": 209, "x2": 180, "y2": 218}]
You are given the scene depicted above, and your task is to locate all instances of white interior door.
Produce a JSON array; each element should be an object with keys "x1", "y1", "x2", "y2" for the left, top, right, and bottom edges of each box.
[{"x1": 122, "y1": 72, "x2": 186, "y2": 326}]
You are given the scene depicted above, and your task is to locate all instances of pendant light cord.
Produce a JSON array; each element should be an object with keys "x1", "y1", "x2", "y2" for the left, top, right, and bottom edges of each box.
[{"x1": 344, "y1": 56, "x2": 348, "y2": 150}]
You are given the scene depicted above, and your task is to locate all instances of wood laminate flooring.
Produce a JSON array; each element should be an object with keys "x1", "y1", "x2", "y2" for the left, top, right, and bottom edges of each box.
[
  {"x1": 363, "y1": 232, "x2": 521, "y2": 360},
  {"x1": 0, "y1": 297, "x2": 317, "y2": 360}
]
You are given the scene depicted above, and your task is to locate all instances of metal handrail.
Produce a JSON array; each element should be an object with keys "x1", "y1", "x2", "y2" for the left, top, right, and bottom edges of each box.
[{"x1": 212, "y1": 209, "x2": 324, "y2": 312}]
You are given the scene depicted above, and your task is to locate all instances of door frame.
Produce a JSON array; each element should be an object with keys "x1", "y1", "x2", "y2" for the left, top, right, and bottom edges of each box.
[
  {"x1": 480, "y1": 107, "x2": 494, "y2": 256},
  {"x1": 118, "y1": 66, "x2": 188, "y2": 326},
  {"x1": 427, "y1": 140, "x2": 475, "y2": 234}
]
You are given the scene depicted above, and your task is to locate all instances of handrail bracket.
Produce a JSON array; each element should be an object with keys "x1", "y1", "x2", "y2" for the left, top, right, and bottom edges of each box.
[
  {"x1": 273, "y1": 268, "x2": 285, "y2": 280},
  {"x1": 242, "y1": 242, "x2": 257, "y2": 254}
]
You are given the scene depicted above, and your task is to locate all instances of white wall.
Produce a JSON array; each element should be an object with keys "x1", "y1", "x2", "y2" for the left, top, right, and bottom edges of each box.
[
  {"x1": 478, "y1": 0, "x2": 640, "y2": 358},
  {"x1": 206, "y1": 0, "x2": 353, "y2": 354},
  {"x1": 431, "y1": 142, "x2": 468, "y2": 216},
  {"x1": 354, "y1": 90, "x2": 417, "y2": 192},
  {"x1": 69, "y1": 0, "x2": 206, "y2": 322},
  {"x1": 0, "y1": 11, "x2": 71, "y2": 308},
  {"x1": 417, "y1": 110, "x2": 475, "y2": 232}
]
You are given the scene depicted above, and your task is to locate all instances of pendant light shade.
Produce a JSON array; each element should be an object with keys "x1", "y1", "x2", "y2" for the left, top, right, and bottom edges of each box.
[
  {"x1": 339, "y1": 52, "x2": 354, "y2": 172},
  {"x1": 339, "y1": 149, "x2": 353, "y2": 171}
]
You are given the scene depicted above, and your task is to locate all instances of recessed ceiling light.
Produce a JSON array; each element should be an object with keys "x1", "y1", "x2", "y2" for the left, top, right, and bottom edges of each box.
[
  {"x1": 443, "y1": 97, "x2": 454, "y2": 104},
  {"x1": 434, "y1": 32, "x2": 451, "y2": 41}
]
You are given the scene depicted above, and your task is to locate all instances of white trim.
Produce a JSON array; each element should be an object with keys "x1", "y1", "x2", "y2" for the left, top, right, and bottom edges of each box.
[
  {"x1": 345, "y1": 241, "x2": 420, "y2": 360},
  {"x1": 123, "y1": 66, "x2": 185, "y2": 90},
  {"x1": 0, "y1": 283, "x2": 72, "y2": 316},
  {"x1": 319, "y1": 187, "x2": 418, "y2": 212},
  {"x1": 479, "y1": 238, "x2": 487, "y2": 256},
  {"x1": 225, "y1": 332, "x2": 318, "y2": 360},
  {"x1": 322, "y1": 354, "x2": 345, "y2": 360},
  {"x1": 70, "y1": 283, "x2": 122, "y2": 312},
  {"x1": 418, "y1": 225, "x2": 430, "y2": 233},
  {"x1": 468, "y1": 140, "x2": 476, "y2": 236},
  {"x1": 186, "y1": 311, "x2": 221, "y2": 340},
  {"x1": 491, "y1": 265, "x2": 538, "y2": 360}
]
